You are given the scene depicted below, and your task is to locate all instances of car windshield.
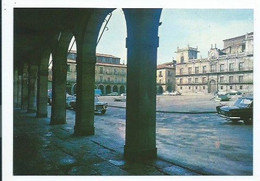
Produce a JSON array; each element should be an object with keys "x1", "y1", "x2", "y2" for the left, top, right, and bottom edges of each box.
[{"x1": 234, "y1": 98, "x2": 252, "y2": 108}]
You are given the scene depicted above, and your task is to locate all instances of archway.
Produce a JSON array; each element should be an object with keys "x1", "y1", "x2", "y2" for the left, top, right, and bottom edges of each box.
[
  {"x1": 119, "y1": 85, "x2": 125, "y2": 94},
  {"x1": 209, "y1": 79, "x2": 217, "y2": 93},
  {"x1": 113, "y1": 85, "x2": 118, "y2": 93},
  {"x1": 106, "y1": 85, "x2": 111, "y2": 95},
  {"x1": 98, "y1": 84, "x2": 105, "y2": 95},
  {"x1": 167, "y1": 85, "x2": 173, "y2": 92},
  {"x1": 158, "y1": 86, "x2": 163, "y2": 94}
]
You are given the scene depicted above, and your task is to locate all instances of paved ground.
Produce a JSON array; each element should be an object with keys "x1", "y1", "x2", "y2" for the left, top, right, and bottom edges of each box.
[{"x1": 13, "y1": 94, "x2": 253, "y2": 175}]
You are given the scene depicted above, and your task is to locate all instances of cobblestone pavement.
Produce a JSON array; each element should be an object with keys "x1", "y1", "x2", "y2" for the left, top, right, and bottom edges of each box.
[{"x1": 13, "y1": 94, "x2": 253, "y2": 175}]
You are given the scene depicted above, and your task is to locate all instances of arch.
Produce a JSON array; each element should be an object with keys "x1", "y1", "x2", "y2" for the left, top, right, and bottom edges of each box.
[
  {"x1": 106, "y1": 85, "x2": 111, "y2": 95},
  {"x1": 119, "y1": 85, "x2": 125, "y2": 94},
  {"x1": 113, "y1": 85, "x2": 118, "y2": 93},
  {"x1": 209, "y1": 79, "x2": 217, "y2": 93},
  {"x1": 167, "y1": 85, "x2": 173, "y2": 92},
  {"x1": 98, "y1": 84, "x2": 105, "y2": 95},
  {"x1": 157, "y1": 86, "x2": 163, "y2": 94}
]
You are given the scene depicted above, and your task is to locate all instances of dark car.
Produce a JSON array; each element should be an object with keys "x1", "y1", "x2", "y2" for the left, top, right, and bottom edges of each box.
[
  {"x1": 216, "y1": 96, "x2": 253, "y2": 124},
  {"x1": 69, "y1": 96, "x2": 108, "y2": 114}
]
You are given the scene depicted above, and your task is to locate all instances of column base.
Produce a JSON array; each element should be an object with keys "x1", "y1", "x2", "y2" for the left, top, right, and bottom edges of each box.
[
  {"x1": 74, "y1": 125, "x2": 95, "y2": 136},
  {"x1": 124, "y1": 146, "x2": 157, "y2": 161}
]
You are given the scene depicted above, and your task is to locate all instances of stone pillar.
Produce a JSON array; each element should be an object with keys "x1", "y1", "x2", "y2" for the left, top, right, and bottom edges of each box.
[
  {"x1": 50, "y1": 33, "x2": 71, "y2": 125},
  {"x1": 17, "y1": 72, "x2": 22, "y2": 108},
  {"x1": 21, "y1": 64, "x2": 28, "y2": 110},
  {"x1": 123, "y1": 9, "x2": 161, "y2": 161},
  {"x1": 74, "y1": 45, "x2": 96, "y2": 136},
  {"x1": 37, "y1": 52, "x2": 49, "y2": 117},
  {"x1": 14, "y1": 68, "x2": 18, "y2": 108},
  {"x1": 27, "y1": 64, "x2": 38, "y2": 113}
]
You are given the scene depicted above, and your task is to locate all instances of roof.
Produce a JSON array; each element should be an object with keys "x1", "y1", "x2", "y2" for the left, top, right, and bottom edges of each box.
[
  {"x1": 96, "y1": 62, "x2": 127, "y2": 68},
  {"x1": 223, "y1": 32, "x2": 253, "y2": 42},
  {"x1": 157, "y1": 62, "x2": 174, "y2": 69},
  {"x1": 68, "y1": 50, "x2": 120, "y2": 59}
]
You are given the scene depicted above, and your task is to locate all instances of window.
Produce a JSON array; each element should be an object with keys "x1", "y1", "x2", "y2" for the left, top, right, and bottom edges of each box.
[
  {"x1": 203, "y1": 86, "x2": 205, "y2": 90},
  {"x1": 180, "y1": 78, "x2": 183, "y2": 84},
  {"x1": 210, "y1": 64, "x2": 216, "y2": 72},
  {"x1": 100, "y1": 76, "x2": 103, "y2": 82},
  {"x1": 195, "y1": 78, "x2": 199, "y2": 83},
  {"x1": 121, "y1": 69, "x2": 125, "y2": 75},
  {"x1": 240, "y1": 86, "x2": 243, "y2": 90},
  {"x1": 230, "y1": 86, "x2": 233, "y2": 89},
  {"x1": 181, "y1": 56, "x2": 184, "y2": 63},
  {"x1": 159, "y1": 71, "x2": 163, "y2": 77},
  {"x1": 239, "y1": 62, "x2": 244, "y2": 71},
  {"x1": 221, "y1": 86, "x2": 223, "y2": 90},
  {"x1": 168, "y1": 71, "x2": 171, "y2": 76},
  {"x1": 188, "y1": 78, "x2": 192, "y2": 84},
  {"x1": 115, "y1": 78, "x2": 117, "y2": 83},
  {"x1": 239, "y1": 76, "x2": 243, "y2": 83},
  {"x1": 220, "y1": 77, "x2": 224, "y2": 83},
  {"x1": 180, "y1": 68, "x2": 183, "y2": 75},
  {"x1": 99, "y1": 67, "x2": 103, "y2": 74},
  {"x1": 195, "y1": 86, "x2": 198, "y2": 89},
  {"x1": 195, "y1": 67, "x2": 199, "y2": 74},
  {"x1": 189, "y1": 87, "x2": 191, "y2": 90},
  {"x1": 202, "y1": 77, "x2": 207, "y2": 83},
  {"x1": 229, "y1": 76, "x2": 233, "y2": 83},
  {"x1": 108, "y1": 77, "x2": 110, "y2": 82},
  {"x1": 168, "y1": 79, "x2": 170, "y2": 83},
  {"x1": 220, "y1": 64, "x2": 225, "y2": 72},
  {"x1": 159, "y1": 79, "x2": 162, "y2": 83},
  {"x1": 188, "y1": 67, "x2": 192, "y2": 74},
  {"x1": 229, "y1": 63, "x2": 234, "y2": 71},
  {"x1": 114, "y1": 69, "x2": 117, "y2": 74},
  {"x1": 203, "y1": 66, "x2": 207, "y2": 73},
  {"x1": 180, "y1": 86, "x2": 182, "y2": 90}
]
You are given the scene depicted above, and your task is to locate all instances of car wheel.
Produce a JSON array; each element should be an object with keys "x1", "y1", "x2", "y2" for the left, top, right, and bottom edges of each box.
[
  {"x1": 101, "y1": 110, "x2": 106, "y2": 115},
  {"x1": 244, "y1": 118, "x2": 253, "y2": 125},
  {"x1": 231, "y1": 119, "x2": 239, "y2": 123}
]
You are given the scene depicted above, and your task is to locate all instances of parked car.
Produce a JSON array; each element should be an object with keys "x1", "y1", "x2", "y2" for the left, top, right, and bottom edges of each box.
[
  {"x1": 215, "y1": 93, "x2": 231, "y2": 101},
  {"x1": 107, "y1": 92, "x2": 119, "y2": 96},
  {"x1": 66, "y1": 94, "x2": 76, "y2": 109},
  {"x1": 169, "y1": 91, "x2": 182, "y2": 96},
  {"x1": 162, "y1": 91, "x2": 170, "y2": 96},
  {"x1": 228, "y1": 90, "x2": 242, "y2": 96},
  {"x1": 69, "y1": 96, "x2": 108, "y2": 114},
  {"x1": 114, "y1": 95, "x2": 126, "y2": 102},
  {"x1": 216, "y1": 96, "x2": 253, "y2": 124}
]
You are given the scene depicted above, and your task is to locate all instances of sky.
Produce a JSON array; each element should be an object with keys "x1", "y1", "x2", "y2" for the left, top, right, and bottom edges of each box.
[{"x1": 94, "y1": 9, "x2": 253, "y2": 65}]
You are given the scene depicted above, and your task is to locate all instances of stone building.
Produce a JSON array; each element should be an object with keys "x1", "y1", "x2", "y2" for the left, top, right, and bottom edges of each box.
[
  {"x1": 175, "y1": 32, "x2": 253, "y2": 94},
  {"x1": 156, "y1": 62, "x2": 176, "y2": 94},
  {"x1": 52, "y1": 50, "x2": 127, "y2": 95}
]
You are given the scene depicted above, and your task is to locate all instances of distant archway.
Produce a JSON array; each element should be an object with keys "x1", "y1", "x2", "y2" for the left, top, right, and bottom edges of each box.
[
  {"x1": 106, "y1": 85, "x2": 111, "y2": 95},
  {"x1": 209, "y1": 79, "x2": 217, "y2": 93},
  {"x1": 119, "y1": 85, "x2": 125, "y2": 94},
  {"x1": 98, "y1": 85, "x2": 105, "y2": 95}
]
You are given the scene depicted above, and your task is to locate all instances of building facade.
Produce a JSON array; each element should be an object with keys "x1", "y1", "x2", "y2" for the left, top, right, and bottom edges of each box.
[
  {"x1": 156, "y1": 62, "x2": 176, "y2": 94},
  {"x1": 49, "y1": 51, "x2": 127, "y2": 95},
  {"x1": 175, "y1": 32, "x2": 253, "y2": 94}
]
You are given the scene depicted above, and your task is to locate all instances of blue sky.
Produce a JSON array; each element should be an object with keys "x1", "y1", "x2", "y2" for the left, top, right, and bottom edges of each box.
[{"x1": 93, "y1": 9, "x2": 253, "y2": 65}]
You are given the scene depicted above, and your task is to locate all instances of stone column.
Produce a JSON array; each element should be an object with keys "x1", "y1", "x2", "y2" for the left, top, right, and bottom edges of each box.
[
  {"x1": 13, "y1": 68, "x2": 18, "y2": 108},
  {"x1": 50, "y1": 33, "x2": 72, "y2": 125},
  {"x1": 21, "y1": 64, "x2": 28, "y2": 110},
  {"x1": 27, "y1": 64, "x2": 38, "y2": 113},
  {"x1": 37, "y1": 52, "x2": 49, "y2": 117},
  {"x1": 17, "y1": 72, "x2": 22, "y2": 108},
  {"x1": 74, "y1": 44, "x2": 96, "y2": 136},
  {"x1": 123, "y1": 9, "x2": 161, "y2": 160}
]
